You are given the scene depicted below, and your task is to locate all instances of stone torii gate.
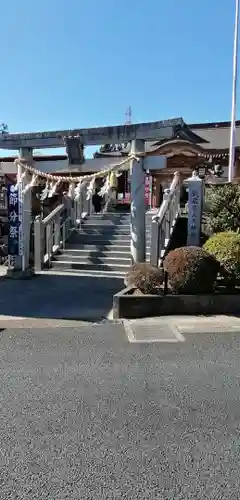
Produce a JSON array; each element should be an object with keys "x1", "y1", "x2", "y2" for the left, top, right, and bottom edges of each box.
[{"x1": 2, "y1": 117, "x2": 184, "y2": 271}]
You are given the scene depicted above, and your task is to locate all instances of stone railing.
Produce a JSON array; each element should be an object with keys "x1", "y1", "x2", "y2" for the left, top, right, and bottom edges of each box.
[
  {"x1": 34, "y1": 203, "x2": 70, "y2": 271},
  {"x1": 33, "y1": 183, "x2": 95, "y2": 271},
  {"x1": 150, "y1": 172, "x2": 181, "y2": 266},
  {"x1": 34, "y1": 197, "x2": 86, "y2": 271}
]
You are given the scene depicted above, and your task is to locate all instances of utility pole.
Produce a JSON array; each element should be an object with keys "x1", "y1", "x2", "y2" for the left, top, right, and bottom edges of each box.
[{"x1": 228, "y1": 0, "x2": 239, "y2": 182}]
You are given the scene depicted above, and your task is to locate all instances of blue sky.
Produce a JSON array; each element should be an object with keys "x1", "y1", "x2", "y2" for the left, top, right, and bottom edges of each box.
[{"x1": 0, "y1": 0, "x2": 237, "y2": 156}]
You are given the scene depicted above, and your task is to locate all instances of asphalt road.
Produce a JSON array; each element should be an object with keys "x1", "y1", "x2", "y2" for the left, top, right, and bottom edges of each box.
[
  {"x1": 0, "y1": 274, "x2": 121, "y2": 321},
  {"x1": 0, "y1": 324, "x2": 240, "y2": 499}
]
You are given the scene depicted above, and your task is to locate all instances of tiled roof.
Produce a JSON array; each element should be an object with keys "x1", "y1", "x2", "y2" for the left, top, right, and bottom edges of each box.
[
  {"x1": 96, "y1": 120, "x2": 240, "y2": 156},
  {"x1": 190, "y1": 124, "x2": 240, "y2": 150},
  {"x1": 148, "y1": 123, "x2": 240, "y2": 151}
]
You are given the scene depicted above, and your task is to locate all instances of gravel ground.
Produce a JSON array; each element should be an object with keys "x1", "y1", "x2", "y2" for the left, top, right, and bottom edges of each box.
[{"x1": 0, "y1": 324, "x2": 240, "y2": 499}]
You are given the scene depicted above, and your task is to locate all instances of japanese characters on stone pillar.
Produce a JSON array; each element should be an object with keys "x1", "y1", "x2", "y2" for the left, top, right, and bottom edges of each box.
[
  {"x1": 186, "y1": 172, "x2": 203, "y2": 246},
  {"x1": 7, "y1": 184, "x2": 23, "y2": 256},
  {"x1": 8, "y1": 148, "x2": 33, "y2": 271}
]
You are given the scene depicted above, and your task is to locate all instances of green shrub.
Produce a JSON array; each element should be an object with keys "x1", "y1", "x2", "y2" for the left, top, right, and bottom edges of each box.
[
  {"x1": 164, "y1": 246, "x2": 219, "y2": 294},
  {"x1": 204, "y1": 231, "x2": 240, "y2": 286},
  {"x1": 125, "y1": 262, "x2": 164, "y2": 295},
  {"x1": 204, "y1": 184, "x2": 240, "y2": 233}
]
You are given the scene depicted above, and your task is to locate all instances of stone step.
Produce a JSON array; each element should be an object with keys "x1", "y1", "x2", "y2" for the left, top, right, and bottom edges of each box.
[
  {"x1": 75, "y1": 227, "x2": 131, "y2": 235},
  {"x1": 42, "y1": 268, "x2": 126, "y2": 279},
  {"x1": 56, "y1": 254, "x2": 132, "y2": 266},
  {"x1": 63, "y1": 248, "x2": 132, "y2": 259},
  {"x1": 64, "y1": 249, "x2": 150, "y2": 258},
  {"x1": 67, "y1": 242, "x2": 133, "y2": 251},
  {"x1": 86, "y1": 215, "x2": 152, "y2": 221},
  {"x1": 80, "y1": 224, "x2": 151, "y2": 231},
  {"x1": 88, "y1": 211, "x2": 155, "y2": 217},
  {"x1": 51, "y1": 260, "x2": 130, "y2": 273},
  {"x1": 66, "y1": 242, "x2": 150, "y2": 252},
  {"x1": 71, "y1": 230, "x2": 150, "y2": 239},
  {"x1": 87, "y1": 211, "x2": 154, "y2": 216},
  {"x1": 82, "y1": 222, "x2": 131, "y2": 229},
  {"x1": 70, "y1": 233, "x2": 132, "y2": 242},
  {"x1": 90, "y1": 210, "x2": 130, "y2": 213},
  {"x1": 84, "y1": 216, "x2": 130, "y2": 221},
  {"x1": 82, "y1": 224, "x2": 130, "y2": 229},
  {"x1": 88, "y1": 214, "x2": 130, "y2": 221},
  {"x1": 66, "y1": 243, "x2": 131, "y2": 251},
  {"x1": 72, "y1": 233, "x2": 151, "y2": 241},
  {"x1": 85, "y1": 214, "x2": 153, "y2": 223}
]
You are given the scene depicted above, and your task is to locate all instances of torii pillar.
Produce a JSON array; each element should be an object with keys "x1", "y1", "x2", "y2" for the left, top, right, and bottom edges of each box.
[{"x1": 130, "y1": 139, "x2": 146, "y2": 263}]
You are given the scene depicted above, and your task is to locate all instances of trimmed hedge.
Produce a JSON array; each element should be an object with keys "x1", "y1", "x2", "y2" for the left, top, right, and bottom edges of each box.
[
  {"x1": 164, "y1": 246, "x2": 219, "y2": 294},
  {"x1": 125, "y1": 263, "x2": 164, "y2": 295},
  {"x1": 204, "y1": 231, "x2": 240, "y2": 287}
]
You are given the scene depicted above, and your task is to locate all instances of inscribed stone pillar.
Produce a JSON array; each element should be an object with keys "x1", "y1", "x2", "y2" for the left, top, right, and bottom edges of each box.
[{"x1": 186, "y1": 172, "x2": 203, "y2": 247}]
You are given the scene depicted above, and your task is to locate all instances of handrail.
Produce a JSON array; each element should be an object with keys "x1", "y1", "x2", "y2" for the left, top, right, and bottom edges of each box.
[
  {"x1": 150, "y1": 172, "x2": 181, "y2": 266},
  {"x1": 42, "y1": 203, "x2": 65, "y2": 225},
  {"x1": 152, "y1": 172, "x2": 180, "y2": 223},
  {"x1": 34, "y1": 201, "x2": 75, "y2": 271},
  {"x1": 34, "y1": 190, "x2": 94, "y2": 271},
  {"x1": 45, "y1": 215, "x2": 72, "y2": 267}
]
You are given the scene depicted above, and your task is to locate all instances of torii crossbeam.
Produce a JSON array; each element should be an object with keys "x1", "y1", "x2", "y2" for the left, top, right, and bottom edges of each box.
[{"x1": 0, "y1": 117, "x2": 184, "y2": 150}]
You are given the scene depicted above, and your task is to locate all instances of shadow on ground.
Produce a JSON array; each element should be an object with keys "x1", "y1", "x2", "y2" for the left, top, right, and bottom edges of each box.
[{"x1": 0, "y1": 274, "x2": 123, "y2": 321}]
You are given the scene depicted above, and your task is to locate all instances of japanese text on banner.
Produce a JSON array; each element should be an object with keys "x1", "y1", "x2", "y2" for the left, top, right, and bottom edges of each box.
[{"x1": 7, "y1": 184, "x2": 24, "y2": 256}]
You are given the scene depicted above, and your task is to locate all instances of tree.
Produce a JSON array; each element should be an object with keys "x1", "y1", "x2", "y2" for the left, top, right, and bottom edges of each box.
[
  {"x1": 204, "y1": 184, "x2": 240, "y2": 233},
  {"x1": 0, "y1": 123, "x2": 8, "y2": 134}
]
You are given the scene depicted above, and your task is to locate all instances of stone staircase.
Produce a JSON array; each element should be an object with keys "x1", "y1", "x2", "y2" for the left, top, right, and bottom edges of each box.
[
  {"x1": 50, "y1": 211, "x2": 153, "y2": 278},
  {"x1": 51, "y1": 212, "x2": 131, "y2": 278}
]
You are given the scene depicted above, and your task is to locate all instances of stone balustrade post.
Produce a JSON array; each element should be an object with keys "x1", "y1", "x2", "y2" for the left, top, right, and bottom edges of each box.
[
  {"x1": 150, "y1": 220, "x2": 160, "y2": 266},
  {"x1": 54, "y1": 214, "x2": 61, "y2": 248},
  {"x1": 34, "y1": 216, "x2": 44, "y2": 271}
]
